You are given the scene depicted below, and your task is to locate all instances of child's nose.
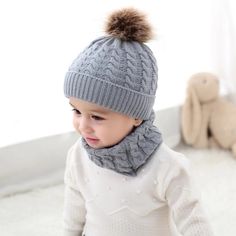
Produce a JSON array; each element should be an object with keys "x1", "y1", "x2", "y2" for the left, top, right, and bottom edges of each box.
[{"x1": 79, "y1": 117, "x2": 92, "y2": 133}]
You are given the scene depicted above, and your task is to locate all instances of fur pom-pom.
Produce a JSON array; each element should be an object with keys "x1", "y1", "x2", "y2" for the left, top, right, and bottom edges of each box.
[{"x1": 105, "y1": 8, "x2": 153, "y2": 42}]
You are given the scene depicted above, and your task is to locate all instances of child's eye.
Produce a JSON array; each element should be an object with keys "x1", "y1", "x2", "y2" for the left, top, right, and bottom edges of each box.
[
  {"x1": 72, "y1": 108, "x2": 81, "y2": 115},
  {"x1": 91, "y1": 115, "x2": 104, "y2": 121}
]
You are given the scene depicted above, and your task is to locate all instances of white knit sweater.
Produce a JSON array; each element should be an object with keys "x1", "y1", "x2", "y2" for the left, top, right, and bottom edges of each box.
[{"x1": 63, "y1": 139, "x2": 214, "y2": 236}]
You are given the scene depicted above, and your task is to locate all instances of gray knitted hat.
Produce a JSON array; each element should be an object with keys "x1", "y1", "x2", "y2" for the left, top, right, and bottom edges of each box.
[{"x1": 64, "y1": 8, "x2": 158, "y2": 120}]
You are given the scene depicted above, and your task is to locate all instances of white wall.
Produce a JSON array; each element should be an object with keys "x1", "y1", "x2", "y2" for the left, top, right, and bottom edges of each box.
[{"x1": 0, "y1": 0, "x2": 224, "y2": 147}]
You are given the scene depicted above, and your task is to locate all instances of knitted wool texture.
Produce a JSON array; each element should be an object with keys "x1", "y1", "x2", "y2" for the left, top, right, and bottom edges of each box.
[
  {"x1": 82, "y1": 111, "x2": 162, "y2": 176},
  {"x1": 64, "y1": 36, "x2": 158, "y2": 120}
]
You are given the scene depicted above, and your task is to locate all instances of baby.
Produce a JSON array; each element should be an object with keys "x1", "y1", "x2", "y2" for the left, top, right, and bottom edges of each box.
[{"x1": 63, "y1": 8, "x2": 214, "y2": 236}]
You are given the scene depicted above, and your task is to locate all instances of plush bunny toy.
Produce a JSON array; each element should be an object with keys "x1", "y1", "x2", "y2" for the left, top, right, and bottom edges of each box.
[{"x1": 181, "y1": 72, "x2": 236, "y2": 156}]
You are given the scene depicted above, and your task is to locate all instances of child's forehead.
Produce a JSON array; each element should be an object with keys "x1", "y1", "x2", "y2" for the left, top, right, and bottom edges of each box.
[{"x1": 69, "y1": 97, "x2": 111, "y2": 114}]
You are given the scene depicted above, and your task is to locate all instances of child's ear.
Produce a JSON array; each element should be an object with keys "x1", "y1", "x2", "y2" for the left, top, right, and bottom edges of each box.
[{"x1": 134, "y1": 119, "x2": 143, "y2": 127}]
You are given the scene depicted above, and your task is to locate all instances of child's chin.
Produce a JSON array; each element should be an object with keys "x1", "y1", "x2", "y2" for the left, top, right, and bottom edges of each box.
[
  {"x1": 88, "y1": 144, "x2": 102, "y2": 149},
  {"x1": 87, "y1": 142, "x2": 113, "y2": 149}
]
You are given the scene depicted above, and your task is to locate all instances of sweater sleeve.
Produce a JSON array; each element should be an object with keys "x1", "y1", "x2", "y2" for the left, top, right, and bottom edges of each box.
[
  {"x1": 164, "y1": 155, "x2": 214, "y2": 236},
  {"x1": 63, "y1": 146, "x2": 86, "y2": 236}
]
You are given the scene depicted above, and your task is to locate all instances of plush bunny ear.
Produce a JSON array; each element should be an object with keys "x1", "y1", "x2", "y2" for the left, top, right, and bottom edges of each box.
[{"x1": 181, "y1": 86, "x2": 202, "y2": 145}]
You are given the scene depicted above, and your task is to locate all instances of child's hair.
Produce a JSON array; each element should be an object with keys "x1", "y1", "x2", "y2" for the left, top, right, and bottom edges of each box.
[{"x1": 64, "y1": 8, "x2": 158, "y2": 120}]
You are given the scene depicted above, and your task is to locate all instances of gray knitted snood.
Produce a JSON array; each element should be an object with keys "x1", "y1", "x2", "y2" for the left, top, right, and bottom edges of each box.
[{"x1": 82, "y1": 111, "x2": 162, "y2": 176}]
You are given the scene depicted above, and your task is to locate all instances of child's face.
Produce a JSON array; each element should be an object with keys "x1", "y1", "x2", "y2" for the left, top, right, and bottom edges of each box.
[{"x1": 69, "y1": 97, "x2": 142, "y2": 149}]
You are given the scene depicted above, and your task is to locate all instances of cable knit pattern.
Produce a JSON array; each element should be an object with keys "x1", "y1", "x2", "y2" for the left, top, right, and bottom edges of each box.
[
  {"x1": 64, "y1": 36, "x2": 158, "y2": 119},
  {"x1": 82, "y1": 111, "x2": 162, "y2": 176},
  {"x1": 63, "y1": 141, "x2": 214, "y2": 236}
]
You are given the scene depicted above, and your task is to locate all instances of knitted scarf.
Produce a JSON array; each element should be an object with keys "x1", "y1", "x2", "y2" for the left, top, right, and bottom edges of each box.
[{"x1": 82, "y1": 111, "x2": 163, "y2": 176}]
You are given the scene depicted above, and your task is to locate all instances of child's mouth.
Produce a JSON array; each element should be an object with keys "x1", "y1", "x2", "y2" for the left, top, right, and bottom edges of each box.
[{"x1": 85, "y1": 137, "x2": 99, "y2": 145}]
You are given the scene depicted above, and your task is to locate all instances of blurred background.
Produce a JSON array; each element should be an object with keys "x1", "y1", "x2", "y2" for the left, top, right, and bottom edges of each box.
[{"x1": 0, "y1": 0, "x2": 235, "y2": 147}]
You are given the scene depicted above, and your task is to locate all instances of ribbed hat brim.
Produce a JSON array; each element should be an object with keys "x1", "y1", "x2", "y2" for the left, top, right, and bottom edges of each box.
[{"x1": 64, "y1": 72, "x2": 155, "y2": 120}]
